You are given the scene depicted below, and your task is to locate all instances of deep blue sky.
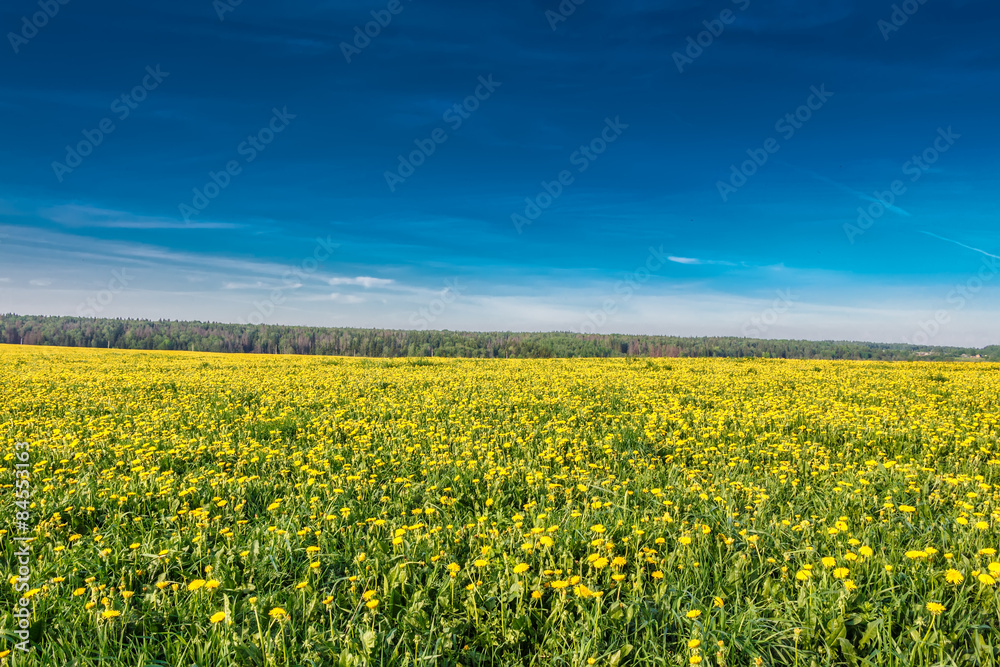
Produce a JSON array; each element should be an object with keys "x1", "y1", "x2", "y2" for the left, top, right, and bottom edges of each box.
[{"x1": 1, "y1": 0, "x2": 998, "y2": 345}]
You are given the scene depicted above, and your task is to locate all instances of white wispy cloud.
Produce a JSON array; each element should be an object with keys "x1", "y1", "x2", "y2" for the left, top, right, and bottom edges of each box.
[
  {"x1": 794, "y1": 167, "x2": 912, "y2": 217},
  {"x1": 668, "y1": 256, "x2": 736, "y2": 266},
  {"x1": 922, "y1": 232, "x2": 1000, "y2": 260},
  {"x1": 0, "y1": 223, "x2": 319, "y2": 280},
  {"x1": 330, "y1": 293, "x2": 365, "y2": 304},
  {"x1": 40, "y1": 204, "x2": 242, "y2": 230},
  {"x1": 329, "y1": 276, "x2": 395, "y2": 288}
]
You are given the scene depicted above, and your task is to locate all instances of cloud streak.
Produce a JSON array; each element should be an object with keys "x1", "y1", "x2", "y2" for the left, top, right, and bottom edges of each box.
[
  {"x1": 668, "y1": 256, "x2": 736, "y2": 266},
  {"x1": 40, "y1": 204, "x2": 243, "y2": 230},
  {"x1": 921, "y1": 232, "x2": 1000, "y2": 261},
  {"x1": 328, "y1": 276, "x2": 395, "y2": 288}
]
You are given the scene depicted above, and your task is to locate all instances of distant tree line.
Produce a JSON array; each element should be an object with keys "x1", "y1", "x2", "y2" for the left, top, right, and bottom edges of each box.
[{"x1": 1, "y1": 314, "x2": 996, "y2": 361}]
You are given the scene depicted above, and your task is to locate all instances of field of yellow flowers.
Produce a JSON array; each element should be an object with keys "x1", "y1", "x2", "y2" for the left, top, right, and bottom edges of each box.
[{"x1": 2, "y1": 346, "x2": 1000, "y2": 666}]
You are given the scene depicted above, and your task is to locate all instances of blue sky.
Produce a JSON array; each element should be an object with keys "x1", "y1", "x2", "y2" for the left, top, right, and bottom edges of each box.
[{"x1": 1, "y1": 0, "x2": 998, "y2": 345}]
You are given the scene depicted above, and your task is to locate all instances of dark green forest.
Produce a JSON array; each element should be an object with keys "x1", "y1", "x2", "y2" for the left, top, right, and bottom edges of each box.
[{"x1": 1, "y1": 313, "x2": 996, "y2": 360}]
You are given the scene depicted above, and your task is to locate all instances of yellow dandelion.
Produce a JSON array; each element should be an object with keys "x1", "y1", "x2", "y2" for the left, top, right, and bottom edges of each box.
[{"x1": 926, "y1": 602, "x2": 945, "y2": 615}]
